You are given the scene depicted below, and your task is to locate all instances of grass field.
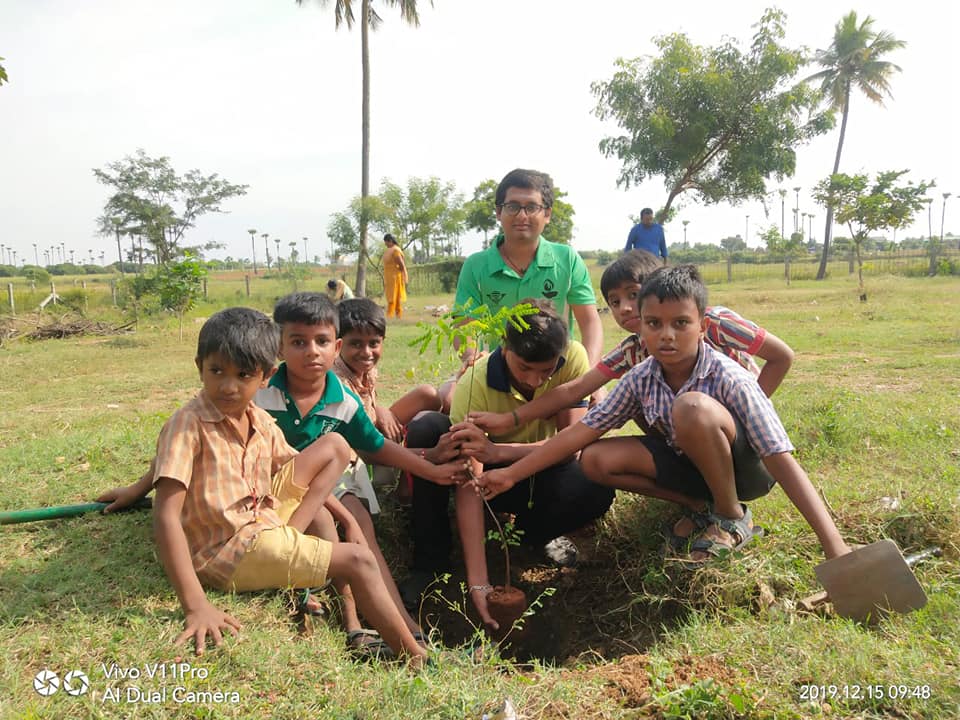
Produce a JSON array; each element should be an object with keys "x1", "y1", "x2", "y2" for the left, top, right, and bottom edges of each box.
[{"x1": 1, "y1": 271, "x2": 958, "y2": 719}]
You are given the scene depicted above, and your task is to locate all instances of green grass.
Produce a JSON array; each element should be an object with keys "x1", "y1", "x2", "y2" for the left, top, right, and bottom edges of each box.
[{"x1": 1, "y1": 273, "x2": 958, "y2": 718}]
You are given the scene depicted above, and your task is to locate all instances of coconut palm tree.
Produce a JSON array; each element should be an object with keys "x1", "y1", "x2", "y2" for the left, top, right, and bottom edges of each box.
[
  {"x1": 807, "y1": 12, "x2": 905, "y2": 280},
  {"x1": 296, "y1": 0, "x2": 426, "y2": 297}
]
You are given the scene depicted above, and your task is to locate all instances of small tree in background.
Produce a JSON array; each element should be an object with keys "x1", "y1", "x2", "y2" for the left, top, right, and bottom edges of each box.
[
  {"x1": 154, "y1": 254, "x2": 208, "y2": 340},
  {"x1": 813, "y1": 170, "x2": 932, "y2": 301},
  {"x1": 760, "y1": 225, "x2": 805, "y2": 285}
]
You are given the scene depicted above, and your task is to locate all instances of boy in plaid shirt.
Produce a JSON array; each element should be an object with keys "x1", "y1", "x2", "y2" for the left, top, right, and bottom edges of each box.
[
  {"x1": 477, "y1": 266, "x2": 849, "y2": 565},
  {"x1": 469, "y1": 250, "x2": 794, "y2": 437}
]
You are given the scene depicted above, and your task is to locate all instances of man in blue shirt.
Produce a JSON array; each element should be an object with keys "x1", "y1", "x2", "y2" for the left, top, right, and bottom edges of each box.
[{"x1": 625, "y1": 208, "x2": 668, "y2": 260}]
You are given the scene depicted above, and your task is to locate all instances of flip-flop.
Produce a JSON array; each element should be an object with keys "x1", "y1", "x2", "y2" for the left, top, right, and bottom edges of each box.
[
  {"x1": 289, "y1": 587, "x2": 328, "y2": 617},
  {"x1": 346, "y1": 629, "x2": 395, "y2": 661}
]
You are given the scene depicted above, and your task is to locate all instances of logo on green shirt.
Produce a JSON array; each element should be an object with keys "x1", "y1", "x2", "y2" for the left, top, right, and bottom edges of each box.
[{"x1": 542, "y1": 279, "x2": 558, "y2": 299}]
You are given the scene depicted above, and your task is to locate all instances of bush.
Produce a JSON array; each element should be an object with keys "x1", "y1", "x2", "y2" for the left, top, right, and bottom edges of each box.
[
  {"x1": 21, "y1": 266, "x2": 50, "y2": 283},
  {"x1": 937, "y1": 258, "x2": 958, "y2": 276},
  {"x1": 595, "y1": 250, "x2": 617, "y2": 266},
  {"x1": 48, "y1": 263, "x2": 84, "y2": 276}
]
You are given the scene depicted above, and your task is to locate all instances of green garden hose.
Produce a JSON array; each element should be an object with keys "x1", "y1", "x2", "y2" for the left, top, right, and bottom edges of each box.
[{"x1": 0, "y1": 497, "x2": 152, "y2": 525}]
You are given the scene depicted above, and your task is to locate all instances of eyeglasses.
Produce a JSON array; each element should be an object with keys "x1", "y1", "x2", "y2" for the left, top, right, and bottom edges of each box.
[{"x1": 499, "y1": 202, "x2": 548, "y2": 217}]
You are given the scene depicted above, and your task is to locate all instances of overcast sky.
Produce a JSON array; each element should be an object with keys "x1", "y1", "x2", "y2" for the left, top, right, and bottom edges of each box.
[{"x1": 1, "y1": 0, "x2": 957, "y2": 266}]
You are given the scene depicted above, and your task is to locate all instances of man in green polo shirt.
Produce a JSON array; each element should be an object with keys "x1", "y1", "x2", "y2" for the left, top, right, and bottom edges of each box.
[{"x1": 455, "y1": 168, "x2": 603, "y2": 366}]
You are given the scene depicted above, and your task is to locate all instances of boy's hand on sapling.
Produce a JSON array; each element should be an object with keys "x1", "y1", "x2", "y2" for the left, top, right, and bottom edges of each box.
[
  {"x1": 422, "y1": 460, "x2": 471, "y2": 486},
  {"x1": 424, "y1": 430, "x2": 461, "y2": 463},
  {"x1": 476, "y1": 468, "x2": 517, "y2": 500},
  {"x1": 466, "y1": 411, "x2": 513, "y2": 435},
  {"x1": 449, "y1": 422, "x2": 499, "y2": 465},
  {"x1": 176, "y1": 601, "x2": 242, "y2": 657}
]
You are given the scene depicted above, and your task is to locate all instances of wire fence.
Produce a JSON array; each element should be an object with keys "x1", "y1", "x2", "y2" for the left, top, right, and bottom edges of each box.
[{"x1": 2, "y1": 249, "x2": 957, "y2": 316}]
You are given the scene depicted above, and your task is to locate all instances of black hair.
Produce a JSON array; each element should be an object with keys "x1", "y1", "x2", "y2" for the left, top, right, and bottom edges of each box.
[
  {"x1": 600, "y1": 250, "x2": 662, "y2": 300},
  {"x1": 327, "y1": 279, "x2": 338, "y2": 290},
  {"x1": 273, "y1": 292, "x2": 339, "y2": 334},
  {"x1": 196, "y1": 307, "x2": 279, "y2": 375},
  {"x1": 338, "y1": 297, "x2": 386, "y2": 339},
  {"x1": 503, "y1": 299, "x2": 568, "y2": 363},
  {"x1": 639, "y1": 264, "x2": 708, "y2": 315},
  {"x1": 640, "y1": 208, "x2": 654, "y2": 217},
  {"x1": 383, "y1": 233, "x2": 396, "y2": 244},
  {"x1": 495, "y1": 168, "x2": 554, "y2": 209}
]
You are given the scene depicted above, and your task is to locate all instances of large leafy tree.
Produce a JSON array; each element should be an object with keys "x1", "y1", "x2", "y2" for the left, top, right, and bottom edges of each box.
[
  {"x1": 592, "y1": 9, "x2": 831, "y2": 223},
  {"x1": 807, "y1": 12, "x2": 905, "y2": 280},
  {"x1": 93, "y1": 149, "x2": 247, "y2": 265},
  {"x1": 0, "y1": 56, "x2": 8, "y2": 86},
  {"x1": 813, "y1": 170, "x2": 931, "y2": 300},
  {"x1": 297, "y1": 0, "x2": 427, "y2": 297}
]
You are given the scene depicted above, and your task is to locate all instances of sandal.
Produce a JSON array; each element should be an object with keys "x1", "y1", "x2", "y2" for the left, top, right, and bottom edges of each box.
[
  {"x1": 678, "y1": 504, "x2": 760, "y2": 568},
  {"x1": 660, "y1": 502, "x2": 713, "y2": 553},
  {"x1": 346, "y1": 629, "x2": 395, "y2": 661}
]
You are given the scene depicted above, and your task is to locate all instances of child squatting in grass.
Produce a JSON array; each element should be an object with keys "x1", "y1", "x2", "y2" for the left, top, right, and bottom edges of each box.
[
  {"x1": 100, "y1": 300, "x2": 467, "y2": 661},
  {"x1": 332, "y1": 297, "x2": 460, "y2": 502},
  {"x1": 477, "y1": 265, "x2": 851, "y2": 565},
  {"x1": 470, "y1": 249, "x2": 795, "y2": 547},
  {"x1": 147, "y1": 307, "x2": 428, "y2": 661}
]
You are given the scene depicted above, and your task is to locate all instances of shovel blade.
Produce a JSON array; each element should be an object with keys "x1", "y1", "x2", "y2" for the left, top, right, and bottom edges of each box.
[{"x1": 815, "y1": 539, "x2": 927, "y2": 623}]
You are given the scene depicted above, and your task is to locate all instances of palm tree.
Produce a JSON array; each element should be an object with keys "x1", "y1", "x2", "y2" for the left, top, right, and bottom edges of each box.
[
  {"x1": 296, "y1": 0, "x2": 425, "y2": 297},
  {"x1": 807, "y1": 12, "x2": 905, "y2": 280}
]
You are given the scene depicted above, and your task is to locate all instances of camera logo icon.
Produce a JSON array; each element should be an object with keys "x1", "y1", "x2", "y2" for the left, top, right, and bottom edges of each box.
[
  {"x1": 63, "y1": 670, "x2": 90, "y2": 696},
  {"x1": 33, "y1": 669, "x2": 60, "y2": 697}
]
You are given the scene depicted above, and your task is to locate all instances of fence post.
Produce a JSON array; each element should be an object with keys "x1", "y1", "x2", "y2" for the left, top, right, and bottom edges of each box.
[
  {"x1": 203, "y1": 278, "x2": 208, "y2": 299},
  {"x1": 7, "y1": 283, "x2": 14, "y2": 315},
  {"x1": 726, "y1": 256, "x2": 733, "y2": 283},
  {"x1": 111, "y1": 280, "x2": 117, "y2": 306},
  {"x1": 244, "y1": 274, "x2": 251, "y2": 297},
  {"x1": 50, "y1": 282, "x2": 57, "y2": 305}
]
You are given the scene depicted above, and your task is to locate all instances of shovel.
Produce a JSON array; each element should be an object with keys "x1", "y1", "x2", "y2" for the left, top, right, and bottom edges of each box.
[{"x1": 801, "y1": 541, "x2": 940, "y2": 622}]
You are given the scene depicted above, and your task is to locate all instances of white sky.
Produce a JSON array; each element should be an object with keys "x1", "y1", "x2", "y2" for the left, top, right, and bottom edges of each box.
[{"x1": 1, "y1": 0, "x2": 957, "y2": 265}]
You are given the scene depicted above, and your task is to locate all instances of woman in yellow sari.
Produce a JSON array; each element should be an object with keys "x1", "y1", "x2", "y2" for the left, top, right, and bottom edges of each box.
[{"x1": 382, "y1": 233, "x2": 408, "y2": 318}]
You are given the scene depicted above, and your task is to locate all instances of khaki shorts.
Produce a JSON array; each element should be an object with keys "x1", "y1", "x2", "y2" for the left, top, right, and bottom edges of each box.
[{"x1": 227, "y1": 459, "x2": 333, "y2": 592}]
